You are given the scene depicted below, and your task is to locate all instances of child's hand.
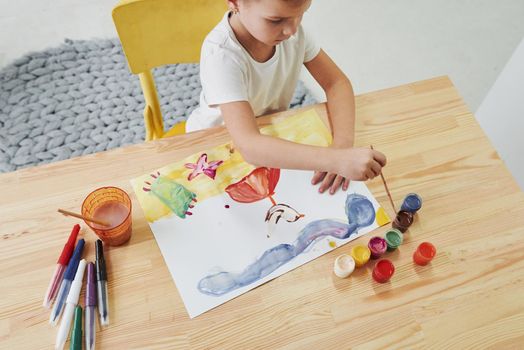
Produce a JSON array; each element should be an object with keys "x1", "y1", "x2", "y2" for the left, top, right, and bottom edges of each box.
[
  {"x1": 334, "y1": 147, "x2": 387, "y2": 182},
  {"x1": 311, "y1": 171, "x2": 349, "y2": 194}
]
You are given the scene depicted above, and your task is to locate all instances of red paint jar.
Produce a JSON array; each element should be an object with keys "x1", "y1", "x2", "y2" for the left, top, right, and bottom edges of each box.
[
  {"x1": 413, "y1": 242, "x2": 436, "y2": 265},
  {"x1": 372, "y1": 259, "x2": 395, "y2": 283}
]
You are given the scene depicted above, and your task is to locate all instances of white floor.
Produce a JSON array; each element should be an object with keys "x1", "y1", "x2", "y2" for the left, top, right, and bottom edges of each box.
[{"x1": 1, "y1": 0, "x2": 523, "y2": 183}]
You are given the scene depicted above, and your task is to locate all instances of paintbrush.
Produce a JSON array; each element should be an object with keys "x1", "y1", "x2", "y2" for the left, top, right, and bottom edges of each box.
[
  {"x1": 370, "y1": 145, "x2": 397, "y2": 213},
  {"x1": 58, "y1": 209, "x2": 111, "y2": 227}
]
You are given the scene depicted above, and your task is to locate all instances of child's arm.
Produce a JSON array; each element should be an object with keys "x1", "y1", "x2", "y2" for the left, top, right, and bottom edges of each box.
[
  {"x1": 304, "y1": 49, "x2": 362, "y2": 193},
  {"x1": 220, "y1": 101, "x2": 386, "y2": 181},
  {"x1": 305, "y1": 49, "x2": 356, "y2": 148}
]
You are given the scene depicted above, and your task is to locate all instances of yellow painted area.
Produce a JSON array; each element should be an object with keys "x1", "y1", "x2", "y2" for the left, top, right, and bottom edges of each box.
[
  {"x1": 375, "y1": 206, "x2": 391, "y2": 227},
  {"x1": 329, "y1": 241, "x2": 337, "y2": 248},
  {"x1": 131, "y1": 109, "x2": 333, "y2": 222}
]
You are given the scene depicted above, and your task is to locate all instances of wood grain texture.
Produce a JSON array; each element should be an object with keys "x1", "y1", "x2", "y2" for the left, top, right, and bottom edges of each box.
[{"x1": 1, "y1": 76, "x2": 523, "y2": 349}]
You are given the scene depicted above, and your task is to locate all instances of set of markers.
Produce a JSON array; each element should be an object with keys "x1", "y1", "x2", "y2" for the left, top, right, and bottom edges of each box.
[{"x1": 43, "y1": 224, "x2": 109, "y2": 350}]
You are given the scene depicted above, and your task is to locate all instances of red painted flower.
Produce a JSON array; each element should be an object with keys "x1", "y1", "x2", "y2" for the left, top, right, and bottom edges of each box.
[{"x1": 225, "y1": 167, "x2": 280, "y2": 204}]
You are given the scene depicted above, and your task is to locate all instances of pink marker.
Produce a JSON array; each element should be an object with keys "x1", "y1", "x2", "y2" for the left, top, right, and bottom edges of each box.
[{"x1": 43, "y1": 224, "x2": 80, "y2": 308}]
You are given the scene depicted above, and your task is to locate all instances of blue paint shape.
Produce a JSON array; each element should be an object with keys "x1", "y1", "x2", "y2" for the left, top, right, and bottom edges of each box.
[{"x1": 197, "y1": 193, "x2": 376, "y2": 296}]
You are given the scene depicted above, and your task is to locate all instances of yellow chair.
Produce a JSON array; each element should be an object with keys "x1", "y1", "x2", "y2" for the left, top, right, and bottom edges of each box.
[{"x1": 112, "y1": 0, "x2": 227, "y2": 140}]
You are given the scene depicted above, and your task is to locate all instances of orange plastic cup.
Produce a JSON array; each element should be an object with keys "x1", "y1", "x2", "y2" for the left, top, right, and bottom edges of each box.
[{"x1": 81, "y1": 186, "x2": 132, "y2": 246}]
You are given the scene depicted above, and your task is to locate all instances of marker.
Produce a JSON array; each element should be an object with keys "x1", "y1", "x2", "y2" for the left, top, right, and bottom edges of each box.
[
  {"x1": 50, "y1": 239, "x2": 85, "y2": 326},
  {"x1": 55, "y1": 259, "x2": 86, "y2": 350},
  {"x1": 43, "y1": 224, "x2": 80, "y2": 308},
  {"x1": 70, "y1": 306, "x2": 82, "y2": 350},
  {"x1": 96, "y1": 239, "x2": 109, "y2": 326},
  {"x1": 85, "y1": 263, "x2": 96, "y2": 350}
]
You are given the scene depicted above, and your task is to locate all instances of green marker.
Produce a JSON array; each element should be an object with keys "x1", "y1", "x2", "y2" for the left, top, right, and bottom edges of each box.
[{"x1": 70, "y1": 305, "x2": 82, "y2": 350}]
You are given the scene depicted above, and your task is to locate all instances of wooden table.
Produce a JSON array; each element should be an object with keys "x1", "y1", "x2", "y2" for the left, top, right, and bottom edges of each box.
[{"x1": 2, "y1": 76, "x2": 523, "y2": 349}]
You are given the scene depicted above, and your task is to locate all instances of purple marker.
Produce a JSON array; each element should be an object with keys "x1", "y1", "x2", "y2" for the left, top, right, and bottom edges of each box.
[
  {"x1": 368, "y1": 236, "x2": 387, "y2": 259},
  {"x1": 85, "y1": 263, "x2": 96, "y2": 350}
]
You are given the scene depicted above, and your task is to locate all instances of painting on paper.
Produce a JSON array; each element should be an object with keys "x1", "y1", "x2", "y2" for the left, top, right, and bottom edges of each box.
[{"x1": 131, "y1": 109, "x2": 390, "y2": 318}]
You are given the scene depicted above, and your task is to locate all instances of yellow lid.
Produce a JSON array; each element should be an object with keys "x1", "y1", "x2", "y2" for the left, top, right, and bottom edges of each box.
[{"x1": 350, "y1": 245, "x2": 371, "y2": 267}]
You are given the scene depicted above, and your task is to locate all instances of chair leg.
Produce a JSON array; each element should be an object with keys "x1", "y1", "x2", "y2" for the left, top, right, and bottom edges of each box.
[{"x1": 144, "y1": 105, "x2": 155, "y2": 141}]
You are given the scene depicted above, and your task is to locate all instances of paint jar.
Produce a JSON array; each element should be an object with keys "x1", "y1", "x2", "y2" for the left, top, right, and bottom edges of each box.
[
  {"x1": 372, "y1": 259, "x2": 395, "y2": 283},
  {"x1": 350, "y1": 245, "x2": 371, "y2": 267},
  {"x1": 401, "y1": 193, "x2": 422, "y2": 213},
  {"x1": 384, "y1": 229, "x2": 403, "y2": 251},
  {"x1": 82, "y1": 186, "x2": 132, "y2": 246},
  {"x1": 392, "y1": 210, "x2": 414, "y2": 233},
  {"x1": 333, "y1": 254, "x2": 356, "y2": 278},
  {"x1": 413, "y1": 242, "x2": 436, "y2": 266},
  {"x1": 368, "y1": 237, "x2": 387, "y2": 259}
]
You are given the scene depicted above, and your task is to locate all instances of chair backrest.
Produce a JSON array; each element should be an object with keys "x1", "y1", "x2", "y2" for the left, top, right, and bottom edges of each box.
[
  {"x1": 113, "y1": 0, "x2": 227, "y2": 74},
  {"x1": 112, "y1": 0, "x2": 227, "y2": 140}
]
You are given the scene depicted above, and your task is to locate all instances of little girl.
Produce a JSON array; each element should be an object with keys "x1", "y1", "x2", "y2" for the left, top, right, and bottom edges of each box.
[{"x1": 187, "y1": 0, "x2": 386, "y2": 194}]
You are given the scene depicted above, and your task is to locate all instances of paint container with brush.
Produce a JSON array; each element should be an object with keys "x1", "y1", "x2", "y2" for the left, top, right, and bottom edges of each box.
[
  {"x1": 82, "y1": 186, "x2": 132, "y2": 246},
  {"x1": 392, "y1": 210, "x2": 414, "y2": 233},
  {"x1": 333, "y1": 254, "x2": 356, "y2": 278}
]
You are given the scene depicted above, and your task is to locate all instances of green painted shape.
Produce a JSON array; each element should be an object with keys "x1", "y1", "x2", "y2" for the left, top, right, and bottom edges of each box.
[{"x1": 150, "y1": 176, "x2": 196, "y2": 219}]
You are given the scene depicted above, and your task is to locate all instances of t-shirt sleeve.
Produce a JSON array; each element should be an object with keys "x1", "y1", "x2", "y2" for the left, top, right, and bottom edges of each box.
[
  {"x1": 303, "y1": 25, "x2": 321, "y2": 62},
  {"x1": 200, "y1": 49, "x2": 248, "y2": 106},
  {"x1": 302, "y1": 27, "x2": 320, "y2": 62}
]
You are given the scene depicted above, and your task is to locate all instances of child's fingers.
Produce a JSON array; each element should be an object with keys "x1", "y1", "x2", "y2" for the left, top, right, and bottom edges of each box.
[
  {"x1": 372, "y1": 150, "x2": 387, "y2": 167},
  {"x1": 319, "y1": 173, "x2": 336, "y2": 193},
  {"x1": 329, "y1": 175, "x2": 345, "y2": 194},
  {"x1": 311, "y1": 171, "x2": 326, "y2": 185},
  {"x1": 342, "y1": 179, "x2": 350, "y2": 191},
  {"x1": 370, "y1": 160, "x2": 382, "y2": 177}
]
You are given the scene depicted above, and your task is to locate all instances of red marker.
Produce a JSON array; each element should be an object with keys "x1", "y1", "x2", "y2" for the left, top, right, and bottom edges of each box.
[{"x1": 43, "y1": 224, "x2": 80, "y2": 308}]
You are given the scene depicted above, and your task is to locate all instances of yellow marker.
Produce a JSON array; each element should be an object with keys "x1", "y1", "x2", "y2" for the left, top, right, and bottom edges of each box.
[{"x1": 350, "y1": 245, "x2": 371, "y2": 267}]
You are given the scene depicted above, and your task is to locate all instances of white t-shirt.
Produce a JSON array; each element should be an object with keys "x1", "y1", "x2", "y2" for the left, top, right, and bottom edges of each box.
[{"x1": 185, "y1": 11, "x2": 321, "y2": 132}]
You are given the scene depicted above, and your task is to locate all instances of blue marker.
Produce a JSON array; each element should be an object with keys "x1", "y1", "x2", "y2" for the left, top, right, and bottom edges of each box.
[{"x1": 49, "y1": 239, "x2": 85, "y2": 326}]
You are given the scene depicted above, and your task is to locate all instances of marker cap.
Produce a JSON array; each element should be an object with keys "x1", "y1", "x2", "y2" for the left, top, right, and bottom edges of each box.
[{"x1": 57, "y1": 224, "x2": 80, "y2": 265}]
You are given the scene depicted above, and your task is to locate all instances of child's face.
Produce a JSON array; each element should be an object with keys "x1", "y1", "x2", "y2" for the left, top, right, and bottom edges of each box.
[{"x1": 234, "y1": 0, "x2": 312, "y2": 46}]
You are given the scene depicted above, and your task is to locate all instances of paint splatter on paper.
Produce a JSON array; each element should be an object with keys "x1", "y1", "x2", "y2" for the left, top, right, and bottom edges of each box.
[{"x1": 197, "y1": 193, "x2": 374, "y2": 296}]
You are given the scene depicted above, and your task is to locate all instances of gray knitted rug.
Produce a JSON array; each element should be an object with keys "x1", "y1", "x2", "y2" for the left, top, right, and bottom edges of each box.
[{"x1": 0, "y1": 38, "x2": 316, "y2": 173}]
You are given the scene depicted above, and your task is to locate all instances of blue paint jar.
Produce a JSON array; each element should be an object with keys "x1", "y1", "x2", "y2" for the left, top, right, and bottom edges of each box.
[{"x1": 400, "y1": 193, "x2": 422, "y2": 213}]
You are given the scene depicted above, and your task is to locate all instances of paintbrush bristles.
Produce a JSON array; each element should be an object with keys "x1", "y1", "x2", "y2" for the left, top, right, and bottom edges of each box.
[{"x1": 370, "y1": 145, "x2": 397, "y2": 213}]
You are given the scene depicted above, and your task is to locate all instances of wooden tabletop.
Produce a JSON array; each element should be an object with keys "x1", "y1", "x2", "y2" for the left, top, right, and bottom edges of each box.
[{"x1": 2, "y1": 76, "x2": 523, "y2": 349}]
